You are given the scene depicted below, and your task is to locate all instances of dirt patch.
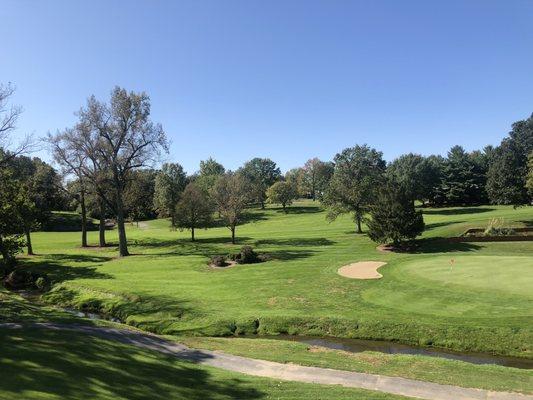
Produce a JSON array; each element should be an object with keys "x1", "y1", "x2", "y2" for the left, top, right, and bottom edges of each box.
[
  {"x1": 209, "y1": 260, "x2": 237, "y2": 269},
  {"x1": 337, "y1": 261, "x2": 387, "y2": 279},
  {"x1": 376, "y1": 244, "x2": 394, "y2": 253}
]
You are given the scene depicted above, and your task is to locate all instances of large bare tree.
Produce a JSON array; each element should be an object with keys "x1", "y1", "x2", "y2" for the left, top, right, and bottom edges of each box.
[
  {"x1": 46, "y1": 128, "x2": 90, "y2": 247},
  {"x1": 76, "y1": 87, "x2": 168, "y2": 256},
  {"x1": 0, "y1": 83, "x2": 33, "y2": 166}
]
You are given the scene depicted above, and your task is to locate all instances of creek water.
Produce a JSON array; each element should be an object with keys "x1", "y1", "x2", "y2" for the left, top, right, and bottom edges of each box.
[{"x1": 260, "y1": 335, "x2": 533, "y2": 370}]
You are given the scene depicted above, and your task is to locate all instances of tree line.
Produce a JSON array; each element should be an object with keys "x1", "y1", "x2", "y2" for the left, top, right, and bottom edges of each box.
[{"x1": 0, "y1": 84, "x2": 532, "y2": 266}]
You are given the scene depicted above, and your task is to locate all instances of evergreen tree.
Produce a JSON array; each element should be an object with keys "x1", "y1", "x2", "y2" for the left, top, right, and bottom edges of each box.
[
  {"x1": 487, "y1": 140, "x2": 529, "y2": 205},
  {"x1": 526, "y1": 151, "x2": 533, "y2": 198},
  {"x1": 387, "y1": 153, "x2": 441, "y2": 204},
  {"x1": 367, "y1": 181, "x2": 425, "y2": 246},
  {"x1": 439, "y1": 146, "x2": 486, "y2": 205},
  {"x1": 487, "y1": 113, "x2": 533, "y2": 205}
]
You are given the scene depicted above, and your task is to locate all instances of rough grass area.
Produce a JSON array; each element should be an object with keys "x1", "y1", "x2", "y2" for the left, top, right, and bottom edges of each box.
[
  {"x1": 19, "y1": 201, "x2": 533, "y2": 356},
  {"x1": 177, "y1": 336, "x2": 533, "y2": 394}
]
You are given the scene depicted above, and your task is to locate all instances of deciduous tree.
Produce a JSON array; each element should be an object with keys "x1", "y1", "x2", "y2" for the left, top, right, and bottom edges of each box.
[
  {"x1": 267, "y1": 181, "x2": 297, "y2": 212},
  {"x1": 124, "y1": 169, "x2": 157, "y2": 225},
  {"x1": 175, "y1": 183, "x2": 213, "y2": 241},
  {"x1": 239, "y1": 158, "x2": 280, "y2": 208},
  {"x1": 0, "y1": 83, "x2": 33, "y2": 165},
  {"x1": 302, "y1": 158, "x2": 334, "y2": 200},
  {"x1": 0, "y1": 170, "x2": 25, "y2": 268},
  {"x1": 211, "y1": 173, "x2": 249, "y2": 244},
  {"x1": 195, "y1": 157, "x2": 225, "y2": 194},
  {"x1": 153, "y1": 163, "x2": 187, "y2": 227},
  {"x1": 323, "y1": 145, "x2": 385, "y2": 233},
  {"x1": 76, "y1": 87, "x2": 168, "y2": 256},
  {"x1": 46, "y1": 129, "x2": 90, "y2": 247}
]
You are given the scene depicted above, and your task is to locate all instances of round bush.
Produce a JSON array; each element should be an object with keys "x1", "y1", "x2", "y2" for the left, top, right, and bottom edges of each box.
[
  {"x1": 238, "y1": 246, "x2": 259, "y2": 264},
  {"x1": 210, "y1": 255, "x2": 227, "y2": 267}
]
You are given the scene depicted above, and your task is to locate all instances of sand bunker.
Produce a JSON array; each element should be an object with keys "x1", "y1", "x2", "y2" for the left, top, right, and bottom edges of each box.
[{"x1": 337, "y1": 261, "x2": 387, "y2": 279}]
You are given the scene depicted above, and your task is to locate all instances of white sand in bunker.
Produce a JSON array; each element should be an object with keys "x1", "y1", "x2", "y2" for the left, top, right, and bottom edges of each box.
[{"x1": 337, "y1": 261, "x2": 387, "y2": 279}]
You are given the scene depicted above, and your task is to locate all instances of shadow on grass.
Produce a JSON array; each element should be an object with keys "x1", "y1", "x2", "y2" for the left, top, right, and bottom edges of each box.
[
  {"x1": 131, "y1": 237, "x2": 254, "y2": 249},
  {"x1": 267, "y1": 249, "x2": 316, "y2": 261},
  {"x1": 210, "y1": 211, "x2": 268, "y2": 228},
  {"x1": 425, "y1": 221, "x2": 465, "y2": 231},
  {"x1": 411, "y1": 239, "x2": 482, "y2": 254},
  {"x1": 41, "y1": 212, "x2": 99, "y2": 232},
  {"x1": 0, "y1": 328, "x2": 265, "y2": 400},
  {"x1": 19, "y1": 254, "x2": 113, "y2": 284},
  {"x1": 422, "y1": 207, "x2": 495, "y2": 216},
  {"x1": 273, "y1": 205, "x2": 323, "y2": 214},
  {"x1": 254, "y1": 238, "x2": 335, "y2": 247}
]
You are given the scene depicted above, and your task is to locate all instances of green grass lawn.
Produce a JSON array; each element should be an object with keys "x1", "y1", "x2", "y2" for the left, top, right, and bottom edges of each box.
[
  {"x1": 1, "y1": 328, "x2": 409, "y2": 400},
  {"x1": 17, "y1": 201, "x2": 533, "y2": 357}
]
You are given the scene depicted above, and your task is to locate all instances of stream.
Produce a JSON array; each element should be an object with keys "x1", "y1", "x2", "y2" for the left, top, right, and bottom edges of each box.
[
  {"x1": 15, "y1": 291, "x2": 532, "y2": 370},
  {"x1": 261, "y1": 335, "x2": 533, "y2": 370}
]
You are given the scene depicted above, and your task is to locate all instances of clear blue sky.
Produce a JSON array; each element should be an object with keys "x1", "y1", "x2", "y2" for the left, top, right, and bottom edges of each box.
[{"x1": 1, "y1": 0, "x2": 532, "y2": 174}]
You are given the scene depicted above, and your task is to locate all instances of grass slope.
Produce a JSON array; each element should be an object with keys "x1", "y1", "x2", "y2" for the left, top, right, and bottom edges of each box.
[
  {"x1": 19, "y1": 202, "x2": 533, "y2": 356},
  {"x1": 0, "y1": 291, "x2": 408, "y2": 400}
]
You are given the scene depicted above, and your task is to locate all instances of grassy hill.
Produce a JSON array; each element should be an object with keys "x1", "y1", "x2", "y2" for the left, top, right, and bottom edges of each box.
[{"x1": 18, "y1": 201, "x2": 533, "y2": 357}]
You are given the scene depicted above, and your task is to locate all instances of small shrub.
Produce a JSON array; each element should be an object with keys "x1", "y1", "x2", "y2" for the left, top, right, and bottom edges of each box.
[
  {"x1": 238, "y1": 245, "x2": 259, "y2": 264},
  {"x1": 2, "y1": 269, "x2": 49, "y2": 291},
  {"x1": 210, "y1": 255, "x2": 227, "y2": 267},
  {"x1": 35, "y1": 276, "x2": 50, "y2": 292},
  {"x1": 227, "y1": 253, "x2": 241, "y2": 262},
  {"x1": 257, "y1": 253, "x2": 272, "y2": 262},
  {"x1": 3, "y1": 270, "x2": 29, "y2": 289}
]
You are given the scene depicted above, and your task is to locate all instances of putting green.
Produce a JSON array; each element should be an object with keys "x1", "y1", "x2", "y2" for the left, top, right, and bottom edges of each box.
[{"x1": 361, "y1": 255, "x2": 533, "y2": 317}]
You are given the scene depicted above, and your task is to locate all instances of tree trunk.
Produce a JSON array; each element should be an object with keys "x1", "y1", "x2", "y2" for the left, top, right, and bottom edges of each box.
[
  {"x1": 25, "y1": 225, "x2": 33, "y2": 256},
  {"x1": 80, "y1": 188, "x2": 88, "y2": 247},
  {"x1": 282, "y1": 203, "x2": 287, "y2": 213},
  {"x1": 99, "y1": 202, "x2": 106, "y2": 247},
  {"x1": 191, "y1": 226, "x2": 195, "y2": 242},
  {"x1": 231, "y1": 226, "x2": 235, "y2": 244},
  {"x1": 356, "y1": 215, "x2": 362, "y2": 234},
  {"x1": 115, "y1": 187, "x2": 129, "y2": 257},
  {"x1": 171, "y1": 212, "x2": 176, "y2": 228},
  {"x1": 260, "y1": 200, "x2": 265, "y2": 209}
]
